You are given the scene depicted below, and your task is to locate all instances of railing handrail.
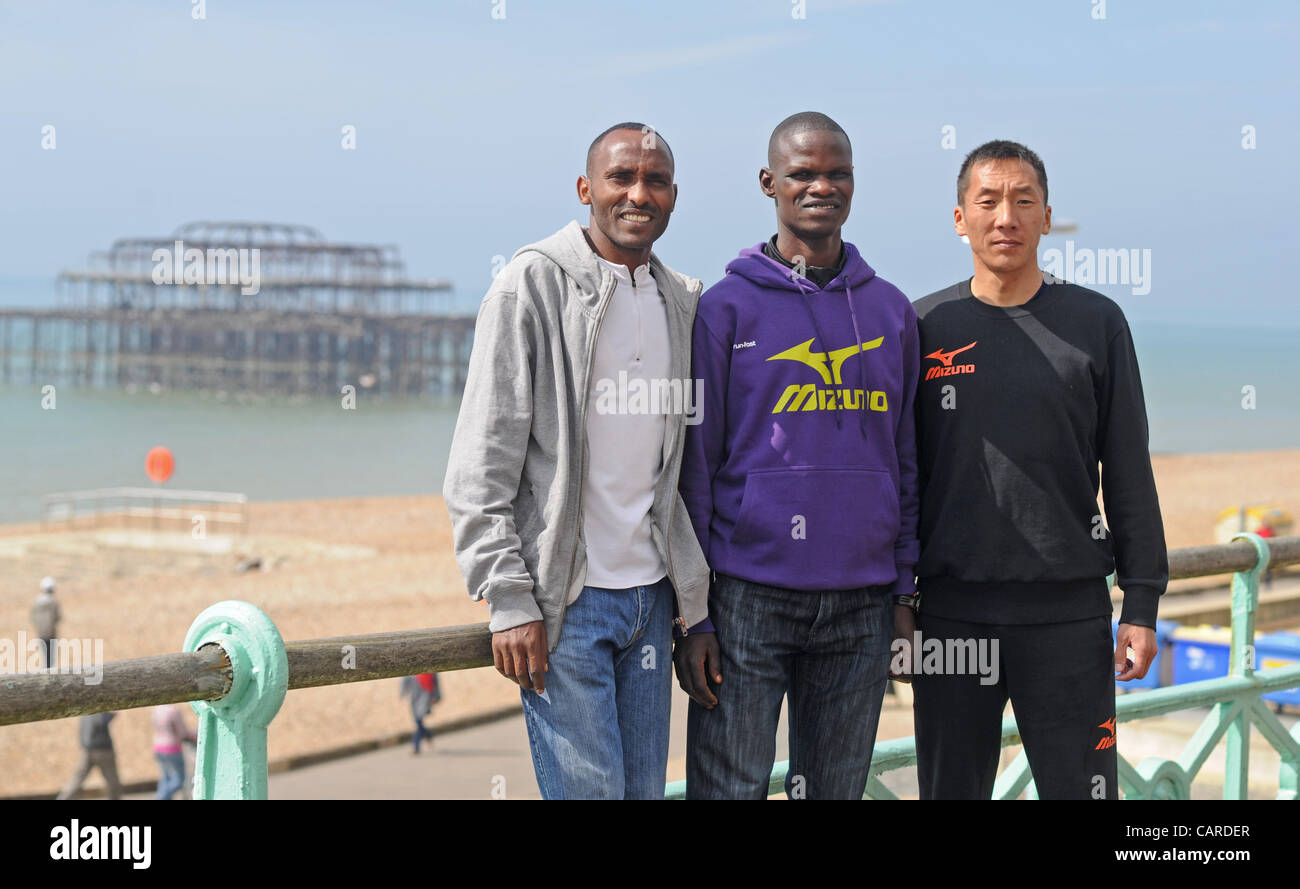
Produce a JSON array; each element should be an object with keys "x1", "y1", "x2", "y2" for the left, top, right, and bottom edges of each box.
[
  {"x1": 38, "y1": 486, "x2": 249, "y2": 535},
  {"x1": 1167, "y1": 535, "x2": 1300, "y2": 579},
  {"x1": 42, "y1": 487, "x2": 249, "y2": 505},
  {"x1": 0, "y1": 624, "x2": 492, "y2": 727},
  {"x1": 2, "y1": 536, "x2": 1298, "y2": 727},
  {"x1": 4, "y1": 534, "x2": 1300, "y2": 800}
]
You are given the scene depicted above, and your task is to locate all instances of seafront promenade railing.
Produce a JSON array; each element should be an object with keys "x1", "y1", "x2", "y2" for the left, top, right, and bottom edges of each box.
[
  {"x1": 2, "y1": 533, "x2": 1299, "y2": 799},
  {"x1": 41, "y1": 486, "x2": 249, "y2": 535}
]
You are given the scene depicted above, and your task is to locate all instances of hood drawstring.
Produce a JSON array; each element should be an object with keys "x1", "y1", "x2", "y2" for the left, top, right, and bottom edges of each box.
[
  {"x1": 743, "y1": 243, "x2": 876, "y2": 439},
  {"x1": 793, "y1": 278, "x2": 844, "y2": 430},
  {"x1": 844, "y1": 281, "x2": 869, "y2": 439}
]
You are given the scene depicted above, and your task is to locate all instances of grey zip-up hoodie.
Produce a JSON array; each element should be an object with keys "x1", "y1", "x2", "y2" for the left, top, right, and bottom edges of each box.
[{"x1": 444, "y1": 220, "x2": 711, "y2": 650}]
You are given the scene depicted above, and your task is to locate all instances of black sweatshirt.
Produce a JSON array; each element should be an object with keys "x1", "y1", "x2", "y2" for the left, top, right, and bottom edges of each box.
[{"x1": 912, "y1": 278, "x2": 1167, "y2": 628}]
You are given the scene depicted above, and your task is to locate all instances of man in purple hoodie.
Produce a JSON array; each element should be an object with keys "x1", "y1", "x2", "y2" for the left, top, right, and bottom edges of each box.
[{"x1": 675, "y1": 112, "x2": 920, "y2": 799}]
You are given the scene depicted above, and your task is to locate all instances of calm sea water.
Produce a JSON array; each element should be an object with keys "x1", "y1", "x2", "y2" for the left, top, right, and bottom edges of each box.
[
  {"x1": 1130, "y1": 322, "x2": 1299, "y2": 456},
  {"x1": 0, "y1": 313, "x2": 1295, "y2": 525},
  {"x1": 0, "y1": 387, "x2": 461, "y2": 524}
]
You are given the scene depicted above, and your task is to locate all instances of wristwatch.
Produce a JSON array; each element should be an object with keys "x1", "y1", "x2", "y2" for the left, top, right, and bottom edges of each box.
[{"x1": 894, "y1": 594, "x2": 920, "y2": 613}]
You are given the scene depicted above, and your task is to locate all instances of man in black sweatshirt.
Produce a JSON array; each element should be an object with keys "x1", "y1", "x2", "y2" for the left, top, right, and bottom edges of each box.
[{"x1": 905, "y1": 140, "x2": 1167, "y2": 800}]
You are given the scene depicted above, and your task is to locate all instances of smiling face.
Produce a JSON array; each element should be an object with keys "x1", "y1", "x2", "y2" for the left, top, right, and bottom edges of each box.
[
  {"x1": 761, "y1": 129, "x2": 854, "y2": 243},
  {"x1": 955, "y1": 158, "x2": 1052, "y2": 277},
  {"x1": 577, "y1": 129, "x2": 676, "y2": 267}
]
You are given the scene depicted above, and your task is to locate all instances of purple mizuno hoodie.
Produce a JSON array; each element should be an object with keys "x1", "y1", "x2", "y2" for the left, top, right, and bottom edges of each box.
[{"x1": 680, "y1": 242, "x2": 920, "y2": 600}]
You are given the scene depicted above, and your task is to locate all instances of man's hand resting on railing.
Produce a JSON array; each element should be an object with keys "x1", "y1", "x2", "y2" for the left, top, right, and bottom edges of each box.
[
  {"x1": 492, "y1": 620, "x2": 549, "y2": 693},
  {"x1": 1115, "y1": 623, "x2": 1157, "y2": 682}
]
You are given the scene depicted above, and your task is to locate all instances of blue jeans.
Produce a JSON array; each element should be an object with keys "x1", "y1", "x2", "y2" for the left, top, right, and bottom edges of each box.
[
  {"x1": 154, "y1": 752, "x2": 186, "y2": 800},
  {"x1": 412, "y1": 716, "x2": 434, "y2": 753},
  {"x1": 686, "y1": 573, "x2": 893, "y2": 799},
  {"x1": 519, "y1": 577, "x2": 673, "y2": 799}
]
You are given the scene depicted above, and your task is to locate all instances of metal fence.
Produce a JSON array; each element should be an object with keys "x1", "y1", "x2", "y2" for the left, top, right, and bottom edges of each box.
[{"x1": 41, "y1": 487, "x2": 248, "y2": 535}]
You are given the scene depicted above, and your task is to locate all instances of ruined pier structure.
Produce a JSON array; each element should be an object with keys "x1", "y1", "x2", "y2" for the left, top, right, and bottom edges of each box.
[{"x1": 0, "y1": 222, "x2": 475, "y2": 396}]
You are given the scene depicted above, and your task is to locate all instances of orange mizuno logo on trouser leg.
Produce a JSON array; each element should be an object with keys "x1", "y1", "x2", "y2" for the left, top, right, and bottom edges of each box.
[{"x1": 1095, "y1": 717, "x2": 1117, "y2": 750}]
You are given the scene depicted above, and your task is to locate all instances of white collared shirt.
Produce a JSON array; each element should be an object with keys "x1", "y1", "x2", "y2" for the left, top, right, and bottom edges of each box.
[{"x1": 579, "y1": 256, "x2": 672, "y2": 592}]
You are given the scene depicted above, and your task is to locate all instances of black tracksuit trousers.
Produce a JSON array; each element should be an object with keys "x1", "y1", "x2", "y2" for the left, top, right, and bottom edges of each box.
[{"x1": 912, "y1": 612, "x2": 1119, "y2": 800}]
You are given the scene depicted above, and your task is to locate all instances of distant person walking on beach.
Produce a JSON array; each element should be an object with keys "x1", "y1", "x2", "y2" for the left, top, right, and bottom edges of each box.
[
  {"x1": 57, "y1": 711, "x2": 122, "y2": 800},
  {"x1": 400, "y1": 673, "x2": 441, "y2": 754},
  {"x1": 445, "y1": 123, "x2": 709, "y2": 799},
  {"x1": 1257, "y1": 521, "x2": 1276, "y2": 588},
  {"x1": 152, "y1": 704, "x2": 197, "y2": 799},
  {"x1": 909, "y1": 141, "x2": 1168, "y2": 799},
  {"x1": 31, "y1": 576, "x2": 60, "y2": 668}
]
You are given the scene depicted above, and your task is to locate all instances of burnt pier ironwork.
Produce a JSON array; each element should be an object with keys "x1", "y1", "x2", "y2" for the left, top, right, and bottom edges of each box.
[{"x1": 0, "y1": 222, "x2": 474, "y2": 396}]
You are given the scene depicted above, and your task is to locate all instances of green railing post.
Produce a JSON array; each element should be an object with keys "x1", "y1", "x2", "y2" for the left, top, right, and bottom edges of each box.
[
  {"x1": 1224, "y1": 532, "x2": 1268, "y2": 799},
  {"x1": 184, "y1": 600, "x2": 288, "y2": 800},
  {"x1": 1229, "y1": 532, "x2": 1267, "y2": 678},
  {"x1": 1282, "y1": 722, "x2": 1300, "y2": 801}
]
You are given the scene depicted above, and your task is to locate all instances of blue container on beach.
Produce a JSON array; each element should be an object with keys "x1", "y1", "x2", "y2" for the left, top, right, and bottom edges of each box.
[
  {"x1": 1256, "y1": 632, "x2": 1300, "y2": 708},
  {"x1": 1171, "y1": 626, "x2": 1233, "y2": 685},
  {"x1": 1113, "y1": 619, "x2": 1177, "y2": 691}
]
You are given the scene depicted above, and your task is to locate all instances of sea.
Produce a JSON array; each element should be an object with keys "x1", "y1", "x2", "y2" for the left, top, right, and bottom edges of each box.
[{"x1": 0, "y1": 281, "x2": 1296, "y2": 525}]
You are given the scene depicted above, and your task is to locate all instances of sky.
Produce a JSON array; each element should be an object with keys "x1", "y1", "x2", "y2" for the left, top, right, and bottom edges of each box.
[{"x1": 1, "y1": 0, "x2": 1297, "y2": 328}]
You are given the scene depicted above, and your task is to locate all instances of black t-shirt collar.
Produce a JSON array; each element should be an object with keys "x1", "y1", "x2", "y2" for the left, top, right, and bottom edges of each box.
[{"x1": 960, "y1": 275, "x2": 1058, "y2": 318}]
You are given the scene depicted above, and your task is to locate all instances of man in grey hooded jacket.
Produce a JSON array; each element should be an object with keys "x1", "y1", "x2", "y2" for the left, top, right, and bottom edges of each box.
[{"x1": 444, "y1": 122, "x2": 710, "y2": 799}]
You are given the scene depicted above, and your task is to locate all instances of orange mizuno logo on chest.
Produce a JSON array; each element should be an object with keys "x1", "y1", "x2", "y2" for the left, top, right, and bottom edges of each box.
[
  {"x1": 925, "y1": 341, "x2": 977, "y2": 366},
  {"x1": 923, "y1": 341, "x2": 977, "y2": 382}
]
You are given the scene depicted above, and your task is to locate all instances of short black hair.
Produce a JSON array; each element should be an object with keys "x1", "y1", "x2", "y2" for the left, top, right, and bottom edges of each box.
[
  {"x1": 586, "y1": 122, "x2": 674, "y2": 175},
  {"x1": 957, "y1": 140, "x2": 1048, "y2": 205},
  {"x1": 767, "y1": 111, "x2": 850, "y2": 166}
]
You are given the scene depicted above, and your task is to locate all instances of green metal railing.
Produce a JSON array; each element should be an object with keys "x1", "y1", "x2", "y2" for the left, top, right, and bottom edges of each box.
[
  {"x1": 2, "y1": 533, "x2": 1298, "y2": 799},
  {"x1": 669, "y1": 532, "x2": 1300, "y2": 800}
]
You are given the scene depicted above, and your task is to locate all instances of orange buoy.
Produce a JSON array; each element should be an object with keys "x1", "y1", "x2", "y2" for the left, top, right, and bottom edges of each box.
[{"x1": 145, "y1": 446, "x2": 174, "y2": 483}]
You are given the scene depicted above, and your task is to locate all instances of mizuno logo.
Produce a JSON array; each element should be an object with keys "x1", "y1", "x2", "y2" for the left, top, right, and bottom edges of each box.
[
  {"x1": 766, "y1": 337, "x2": 884, "y2": 385},
  {"x1": 923, "y1": 341, "x2": 977, "y2": 382},
  {"x1": 1095, "y1": 717, "x2": 1117, "y2": 750},
  {"x1": 765, "y1": 336, "x2": 889, "y2": 414},
  {"x1": 925, "y1": 341, "x2": 976, "y2": 367}
]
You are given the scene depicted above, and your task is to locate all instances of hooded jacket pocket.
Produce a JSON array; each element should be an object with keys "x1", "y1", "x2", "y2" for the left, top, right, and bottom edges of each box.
[{"x1": 730, "y1": 466, "x2": 901, "y2": 588}]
